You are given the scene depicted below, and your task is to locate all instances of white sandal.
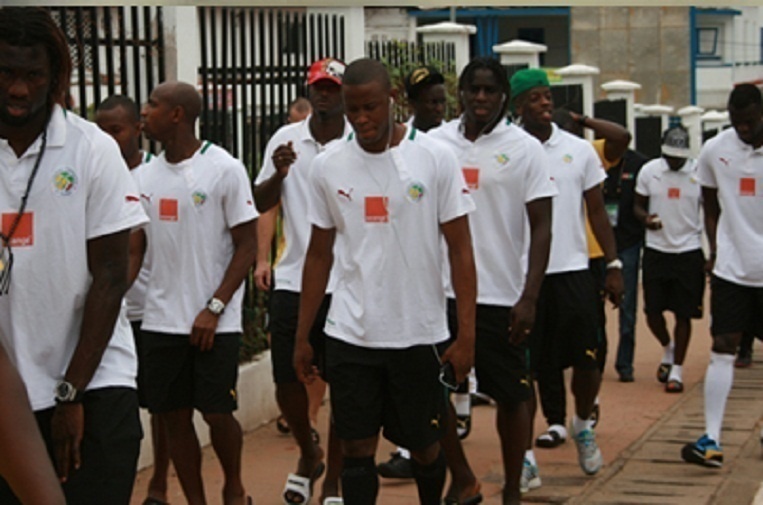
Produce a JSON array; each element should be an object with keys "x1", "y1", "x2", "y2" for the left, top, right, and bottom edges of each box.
[
  {"x1": 323, "y1": 499, "x2": 344, "y2": 505},
  {"x1": 283, "y1": 473, "x2": 311, "y2": 504}
]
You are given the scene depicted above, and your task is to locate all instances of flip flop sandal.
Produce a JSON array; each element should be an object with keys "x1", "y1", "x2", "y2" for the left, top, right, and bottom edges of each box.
[
  {"x1": 142, "y1": 499, "x2": 169, "y2": 505},
  {"x1": 443, "y1": 483, "x2": 483, "y2": 505},
  {"x1": 323, "y1": 498, "x2": 343, "y2": 505},
  {"x1": 657, "y1": 363, "x2": 671, "y2": 384},
  {"x1": 311, "y1": 427, "x2": 320, "y2": 446},
  {"x1": 665, "y1": 379, "x2": 684, "y2": 393},
  {"x1": 283, "y1": 462, "x2": 325, "y2": 505},
  {"x1": 276, "y1": 415, "x2": 291, "y2": 434},
  {"x1": 535, "y1": 428, "x2": 566, "y2": 448}
]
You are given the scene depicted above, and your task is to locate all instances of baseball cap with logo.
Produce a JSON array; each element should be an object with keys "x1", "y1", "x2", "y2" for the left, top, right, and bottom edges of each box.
[
  {"x1": 661, "y1": 126, "x2": 691, "y2": 158},
  {"x1": 405, "y1": 66, "x2": 445, "y2": 101},
  {"x1": 307, "y1": 58, "x2": 345, "y2": 86}
]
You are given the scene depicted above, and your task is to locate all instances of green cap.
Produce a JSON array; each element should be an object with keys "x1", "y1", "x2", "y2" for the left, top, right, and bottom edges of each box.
[{"x1": 509, "y1": 68, "x2": 550, "y2": 102}]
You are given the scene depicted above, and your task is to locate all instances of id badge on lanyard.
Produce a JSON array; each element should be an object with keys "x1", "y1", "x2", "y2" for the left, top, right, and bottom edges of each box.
[{"x1": 605, "y1": 203, "x2": 619, "y2": 228}]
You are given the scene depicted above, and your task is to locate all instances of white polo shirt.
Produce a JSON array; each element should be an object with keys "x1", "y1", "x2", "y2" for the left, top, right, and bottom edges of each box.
[
  {"x1": 0, "y1": 105, "x2": 149, "y2": 411},
  {"x1": 254, "y1": 116, "x2": 351, "y2": 293},
  {"x1": 635, "y1": 157, "x2": 702, "y2": 253},
  {"x1": 430, "y1": 118, "x2": 556, "y2": 306},
  {"x1": 538, "y1": 124, "x2": 607, "y2": 274},
  {"x1": 125, "y1": 151, "x2": 154, "y2": 322},
  {"x1": 308, "y1": 126, "x2": 475, "y2": 348},
  {"x1": 140, "y1": 141, "x2": 259, "y2": 334},
  {"x1": 697, "y1": 127, "x2": 763, "y2": 286}
]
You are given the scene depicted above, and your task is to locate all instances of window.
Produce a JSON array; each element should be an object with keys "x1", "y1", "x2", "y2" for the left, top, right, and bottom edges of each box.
[{"x1": 697, "y1": 27, "x2": 720, "y2": 59}]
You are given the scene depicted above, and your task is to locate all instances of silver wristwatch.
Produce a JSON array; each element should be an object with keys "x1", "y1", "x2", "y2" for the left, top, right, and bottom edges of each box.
[{"x1": 207, "y1": 297, "x2": 226, "y2": 315}]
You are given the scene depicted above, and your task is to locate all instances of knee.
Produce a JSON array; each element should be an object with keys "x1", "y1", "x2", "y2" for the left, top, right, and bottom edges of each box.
[
  {"x1": 202, "y1": 411, "x2": 234, "y2": 429},
  {"x1": 711, "y1": 334, "x2": 740, "y2": 355},
  {"x1": 409, "y1": 442, "x2": 441, "y2": 466},
  {"x1": 342, "y1": 437, "x2": 377, "y2": 459}
]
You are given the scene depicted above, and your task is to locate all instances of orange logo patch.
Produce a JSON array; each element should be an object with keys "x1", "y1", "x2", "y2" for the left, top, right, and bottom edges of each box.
[
  {"x1": 740, "y1": 178, "x2": 756, "y2": 196},
  {"x1": 364, "y1": 196, "x2": 388, "y2": 223},
  {"x1": 159, "y1": 198, "x2": 179, "y2": 221},
  {"x1": 2, "y1": 212, "x2": 33, "y2": 247},
  {"x1": 462, "y1": 167, "x2": 480, "y2": 190},
  {"x1": 667, "y1": 187, "x2": 680, "y2": 199}
]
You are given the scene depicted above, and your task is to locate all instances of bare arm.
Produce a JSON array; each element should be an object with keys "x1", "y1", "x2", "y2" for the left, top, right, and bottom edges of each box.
[
  {"x1": 439, "y1": 215, "x2": 477, "y2": 383},
  {"x1": 254, "y1": 206, "x2": 278, "y2": 291},
  {"x1": 633, "y1": 193, "x2": 661, "y2": 230},
  {"x1": 571, "y1": 111, "x2": 631, "y2": 164},
  {"x1": 191, "y1": 218, "x2": 258, "y2": 351},
  {"x1": 53, "y1": 228, "x2": 131, "y2": 481},
  {"x1": 702, "y1": 186, "x2": 719, "y2": 274},
  {"x1": 294, "y1": 226, "x2": 335, "y2": 384},
  {"x1": 127, "y1": 228, "x2": 146, "y2": 287},
  {"x1": 0, "y1": 345, "x2": 66, "y2": 504},
  {"x1": 510, "y1": 197, "x2": 552, "y2": 344},
  {"x1": 585, "y1": 186, "x2": 625, "y2": 306},
  {"x1": 253, "y1": 141, "x2": 296, "y2": 212}
]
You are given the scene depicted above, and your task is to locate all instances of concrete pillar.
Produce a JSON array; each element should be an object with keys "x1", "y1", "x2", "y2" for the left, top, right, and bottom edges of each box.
[
  {"x1": 309, "y1": 7, "x2": 366, "y2": 62},
  {"x1": 701, "y1": 110, "x2": 730, "y2": 144},
  {"x1": 601, "y1": 79, "x2": 642, "y2": 149},
  {"x1": 555, "y1": 63, "x2": 600, "y2": 141},
  {"x1": 678, "y1": 105, "x2": 705, "y2": 158},
  {"x1": 492, "y1": 39, "x2": 547, "y2": 69},
  {"x1": 638, "y1": 104, "x2": 675, "y2": 137},
  {"x1": 162, "y1": 7, "x2": 200, "y2": 86},
  {"x1": 417, "y1": 22, "x2": 477, "y2": 76}
]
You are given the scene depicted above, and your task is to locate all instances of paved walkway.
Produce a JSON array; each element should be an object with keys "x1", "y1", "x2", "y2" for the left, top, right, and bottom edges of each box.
[{"x1": 131, "y1": 300, "x2": 763, "y2": 504}]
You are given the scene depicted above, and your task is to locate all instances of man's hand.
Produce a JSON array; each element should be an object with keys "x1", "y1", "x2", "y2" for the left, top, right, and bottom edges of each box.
[
  {"x1": 293, "y1": 339, "x2": 317, "y2": 384},
  {"x1": 440, "y1": 338, "x2": 474, "y2": 384},
  {"x1": 508, "y1": 296, "x2": 536, "y2": 345},
  {"x1": 645, "y1": 214, "x2": 663, "y2": 230},
  {"x1": 705, "y1": 254, "x2": 716, "y2": 276},
  {"x1": 605, "y1": 268, "x2": 625, "y2": 308},
  {"x1": 254, "y1": 259, "x2": 272, "y2": 291},
  {"x1": 51, "y1": 402, "x2": 84, "y2": 482},
  {"x1": 272, "y1": 141, "x2": 296, "y2": 178},
  {"x1": 191, "y1": 308, "x2": 219, "y2": 351}
]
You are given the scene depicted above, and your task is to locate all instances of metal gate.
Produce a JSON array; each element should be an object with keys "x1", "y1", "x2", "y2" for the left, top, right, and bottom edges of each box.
[{"x1": 47, "y1": 6, "x2": 165, "y2": 121}]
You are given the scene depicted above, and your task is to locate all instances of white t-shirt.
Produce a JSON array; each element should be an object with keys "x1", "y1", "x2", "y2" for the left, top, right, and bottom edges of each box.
[
  {"x1": 538, "y1": 124, "x2": 607, "y2": 274},
  {"x1": 125, "y1": 151, "x2": 154, "y2": 321},
  {"x1": 696, "y1": 127, "x2": 763, "y2": 286},
  {"x1": 254, "y1": 116, "x2": 351, "y2": 292},
  {"x1": 430, "y1": 118, "x2": 556, "y2": 306},
  {"x1": 635, "y1": 157, "x2": 703, "y2": 253},
  {"x1": 308, "y1": 126, "x2": 475, "y2": 348},
  {"x1": 0, "y1": 105, "x2": 149, "y2": 410},
  {"x1": 140, "y1": 141, "x2": 259, "y2": 334}
]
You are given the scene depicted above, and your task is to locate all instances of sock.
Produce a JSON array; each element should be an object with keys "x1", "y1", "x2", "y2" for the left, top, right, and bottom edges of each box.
[
  {"x1": 572, "y1": 414, "x2": 593, "y2": 436},
  {"x1": 410, "y1": 449, "x2": 446, "y2": 505},
  {"x1": 525, "y1": 449, "x2": 537, "y2": 466},
  {"x1": 662, "y1": 343, "x2": 675, "y2": 364},
  {"x1": 468, "y1": 367, "x2": 478, "y2": 394},
  {"x1": 341, "y1": 456, "x2": 379, "y2": 505},
  {"x1": 668, "y1": 364, "x2": 683, "y2": 382},
  {"x1": 397, "y1": 447, "x2": 410, "y2": 459},
  {"x1": 704, "y1": 352, "x2": 735, "y2": 443},
  {"x1": 453, "y1": 392, "x2": 471, "y2": 417}
]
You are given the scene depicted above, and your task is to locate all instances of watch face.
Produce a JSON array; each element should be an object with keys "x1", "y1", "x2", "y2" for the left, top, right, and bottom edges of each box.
[{"x1": 56, "y1": 381, "x2": 73, "y2": 400}]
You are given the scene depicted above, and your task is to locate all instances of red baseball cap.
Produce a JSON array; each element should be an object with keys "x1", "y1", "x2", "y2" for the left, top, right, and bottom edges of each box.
[{"x1": 307, "y1": 58, "x2": 345, "y2": 86}]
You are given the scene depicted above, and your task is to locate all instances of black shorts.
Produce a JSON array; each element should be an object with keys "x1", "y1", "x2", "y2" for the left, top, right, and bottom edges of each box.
[
  {"x1": 130, "y1": 320, "x2": 149, "y2": 408},
  {"x1": 0, "y1": 387, "x2": 142, "y2": 505},
  {"x1": 269, "y1": 290, "x2": 331, "y2": 384},
  {"x1": 326, "y1": 337, "x2": 446, "y2": 451},
  {"x1": 529, "y1": 270, "x2": 601, "y2": 373},
  {"x1": 642, "y1": 248, "x2": 705, "y2": 319},
  {"x1": 710, "y1": 275, "x2": 763, "y2": 336},
  {"x1": 446, "y1": 299, "x2": 531, "y2": 405},
  {"x1": 141, "y1": 331, "x2": 240, "y2": 414}
]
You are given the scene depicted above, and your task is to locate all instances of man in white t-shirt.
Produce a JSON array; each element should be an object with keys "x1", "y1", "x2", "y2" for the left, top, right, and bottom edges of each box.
[
  {"x1": 681, "y1": 83, "x2": 763, "y2": 468},
  {"x1": 634, "y1": 126, "x2": 704, "y2": 394},
  {"x1": 253, "y1": 57, "x2": 350, "y2": 505},
  {"x1": 510, "y1": 68, "x2": 624, "y2": 479},
  {"x1": 95, "y1": 94, "x2": 170, "y2": 505},
  {"x1": 140, "y1": 81, "x2": 258, "y2": 505},
  {"x1": 294, "y1": 58, "x2": 477, "y2": 505},
  {"x1": 403, "y1": 65, "x2": 446, "y2": 133},
  {"x1": 0, "y1": 8, "x2": 149, "y2": 504}
]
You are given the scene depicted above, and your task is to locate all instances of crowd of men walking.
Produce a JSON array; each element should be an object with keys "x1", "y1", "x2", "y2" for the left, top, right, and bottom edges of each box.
[{"x1": 0, "y1": 6, "x2": 761, "y2": 505}]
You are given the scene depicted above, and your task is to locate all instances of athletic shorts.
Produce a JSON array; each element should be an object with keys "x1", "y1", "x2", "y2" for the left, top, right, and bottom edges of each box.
[
  {"x1": 141, "y1": 331, "x2": 240, "y2": 414},
  {"x1": 0, "y1": 387, "x2": 141, "y2": 505},
  {"x1": 529, "y1": 269, "x2": 601, "y2": 373},
  {"x1": 446, "y1": 299, "x2": 531, "y2": 405},
  {"x1": 642, "y1": 248, "x2": 705, "y2": 319},
  {"x1": 710, "y1": 275, "x2": 763, "y2": 336},
  {"x1": 130, "y1": 320, "x2": 149, "y2": 408},
  {"x1": 325, "y1": 337, "x2": 447, "y2": 451},
  {"x1": 269, "y1": 290, "x2": 330, "y2": 384}
]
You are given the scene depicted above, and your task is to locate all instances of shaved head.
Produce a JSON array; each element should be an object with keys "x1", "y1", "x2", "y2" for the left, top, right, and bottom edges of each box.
[
  {"x1": 343, "y1": 58, "x2": 391, "y2": 91},
  {"x1": 153, "y1": 81, "x2": 202, "y2": 123}
]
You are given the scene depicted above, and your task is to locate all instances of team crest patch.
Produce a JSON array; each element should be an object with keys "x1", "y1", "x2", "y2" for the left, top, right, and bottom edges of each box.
[
  {"x1": 563, "y1": 154, "x2": 573, "y2": 164},
  {"x1": 192, "y1": 191, "x2": 207, "y2": 207},
  {"x1": 53, "y1": 169, "x2": 78, "y2": 195},
  {"x1": 495, "y1": 153, "x2": 510, "y2": 166},
  {"x1": 406, "y1": 182, "x2": 425, "y2": 202}
]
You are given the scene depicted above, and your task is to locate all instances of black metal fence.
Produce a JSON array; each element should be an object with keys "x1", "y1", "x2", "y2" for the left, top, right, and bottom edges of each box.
[
  {"x1": 47, "y1": 6, "x2": 165, "y2": 121},
  {"x1": 197, "y1": 7, "x2": 345, "y2": 175}
]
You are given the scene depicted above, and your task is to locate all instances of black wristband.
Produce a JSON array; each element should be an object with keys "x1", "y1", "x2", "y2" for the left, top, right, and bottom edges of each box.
[{"x1": 577, "y1": 115, "x2": 588, "y2": 126}]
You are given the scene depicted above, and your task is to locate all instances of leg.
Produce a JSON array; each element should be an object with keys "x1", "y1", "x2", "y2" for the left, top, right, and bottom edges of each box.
[
  {"x1": 203, "y1": 413, "x2": 246, "y2": 505},
  {"x1": 673, "y1": 318, "x2": 692, "y2": 366},
  {"x1": 497, "y1": 400, "x2": 531, "y2": 505},
  {"x1": 159, "y1": 409, "x2": 206, "y2": 505},
  {"x1": 319, "y1": 414, "x2": 343, "y2": 503},
  {"x1": 535, "y1": 365, "x2": 567, "y2": 433},
  {"x1": 341, "y1": 436, "x2": 380, "y2": 505},
  {"x1": 307, "y1": 377, "x2": 327, "y2": 426},
  {"x1": 646, "y1": 312, "x2": 671, "y2": 348},
  {"x1": 571, "y1": 367, "x2": 600, "y2": 423},
  {"x1": 409, "y1": 442, "x2": 446, "y2": 505},
  {"x1": 441, "y1": 401, "x2": 479, "y2": 502},
  {"x1": 736, "y1": 331, "x2": 754, "y2": 367},
  {"x1": 147, "y1": 414, "x2": 171, "y2": 503},
  {"x1": 277, "y1": 382, "x2": 324, "y2": 478},
  {"x1": 615, "y1": 243, "x2": 641, "y2": 379}
]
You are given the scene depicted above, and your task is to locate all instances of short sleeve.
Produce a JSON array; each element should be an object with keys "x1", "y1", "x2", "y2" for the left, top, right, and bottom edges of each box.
[
  {"x1": 582, "y1": 142, "x2": 607, "y2": 191},
  {"x1": 696, "y1": 142, "x2": 717, "y2": 189},
  {"x1": 222, "y1": 160, "x2": 259, "y2": 228},
  {"x1": 635, "y1": 163, "x2": 651, "y2": 196},
  {"x1": 306, "y1": 154, "x2": 336, "y2": 230},
  {"x1": 434, "y1": 141, "x2": 476, "y2": 224},
  {"x1": 524, "y1": 140, "x2": 557, "y2": 203}
]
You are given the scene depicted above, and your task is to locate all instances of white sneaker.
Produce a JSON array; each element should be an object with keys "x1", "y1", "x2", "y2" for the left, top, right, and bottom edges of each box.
[
  {"x1": 520, "y1": 458, "x2": 542, "y2": 493},
  {"x1": 574, "y1": 428, "x2": 603, "y2": 475}
]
